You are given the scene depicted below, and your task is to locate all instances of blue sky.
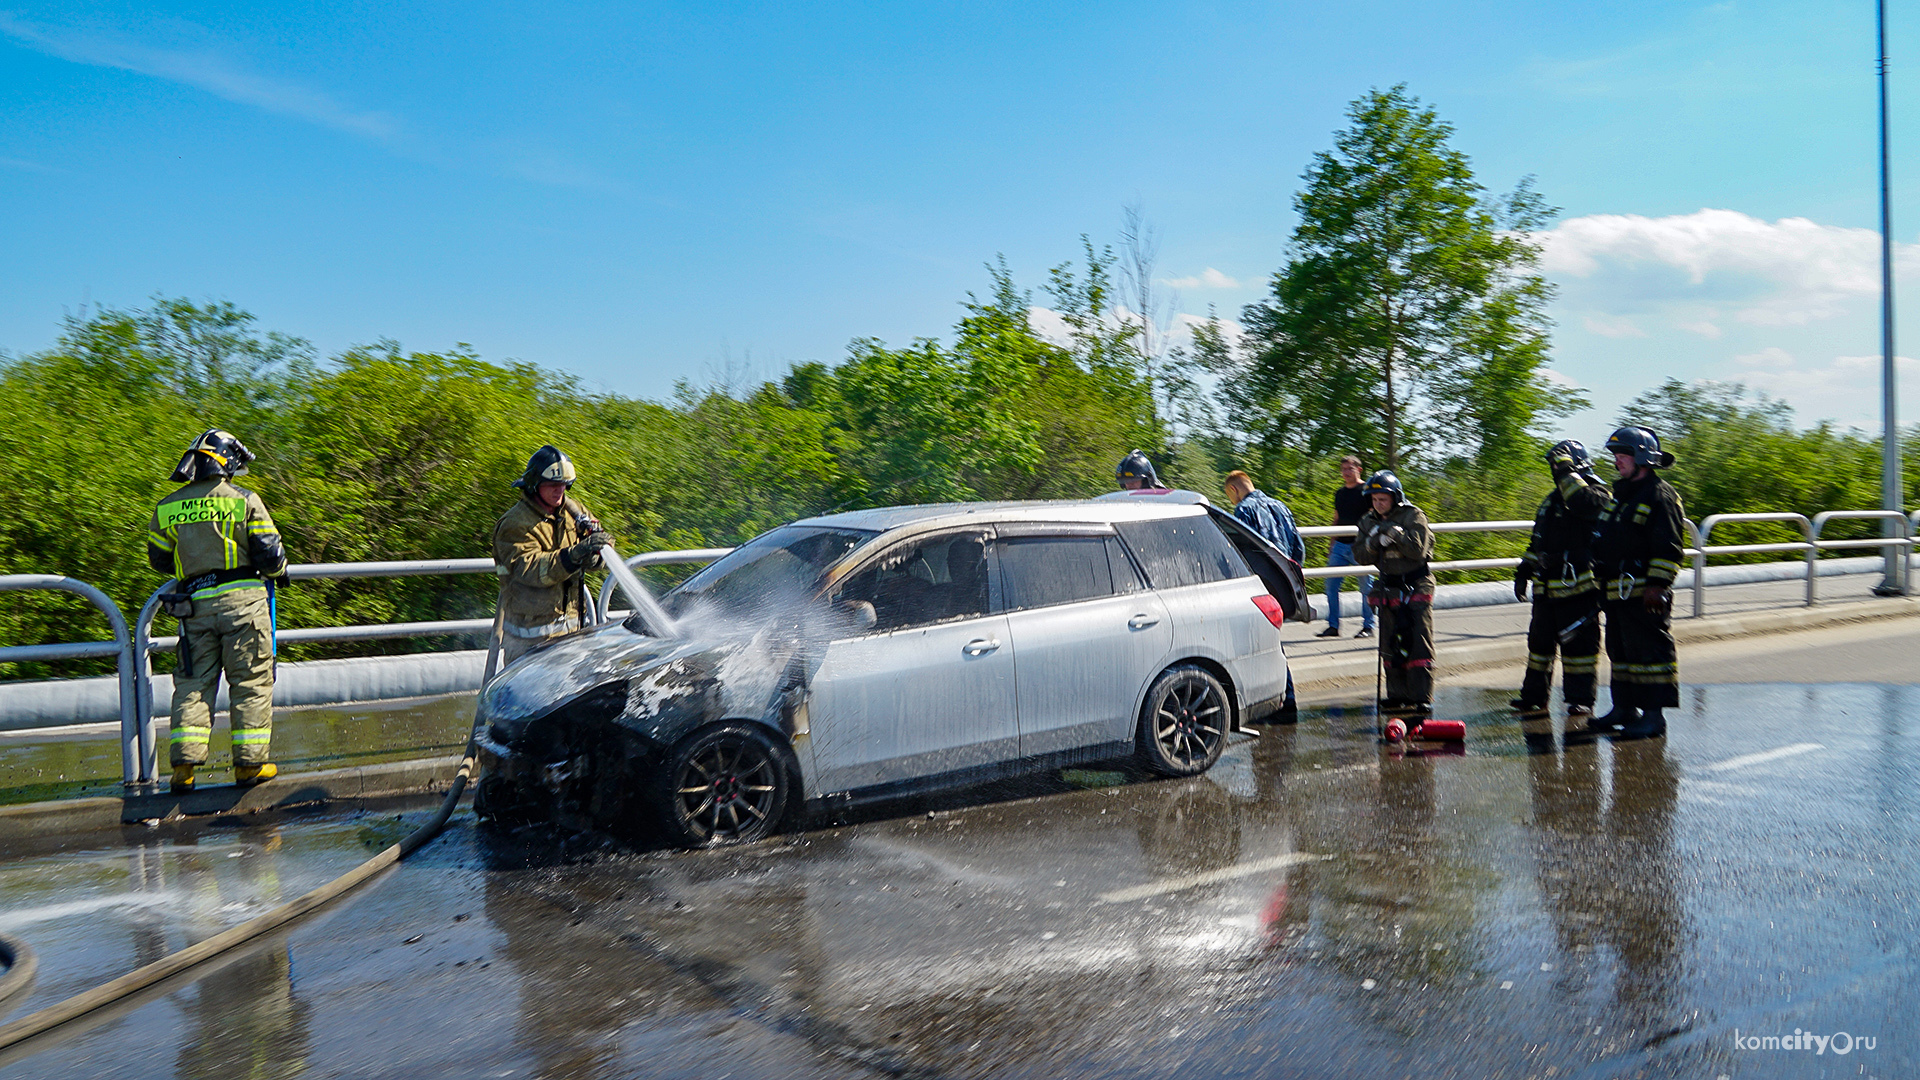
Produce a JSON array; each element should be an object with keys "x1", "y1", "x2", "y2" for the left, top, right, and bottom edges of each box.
[{"x1": 1, "y1": 1, "x2": 1915, "y2": 438}]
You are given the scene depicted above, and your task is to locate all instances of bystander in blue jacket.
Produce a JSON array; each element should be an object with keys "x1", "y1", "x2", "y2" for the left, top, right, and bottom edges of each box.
[
  {"x1": 1225, "y1": 470, "x2": 1301, "y2": 721},
  {"x1": 1225, "y1": 472, "x2": 1304, "y2": 563}
]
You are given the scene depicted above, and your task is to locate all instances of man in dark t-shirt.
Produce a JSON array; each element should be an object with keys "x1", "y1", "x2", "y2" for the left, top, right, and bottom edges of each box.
[{"x1": 1319, "y1": 455, "x2": 1375, "y2": 638}]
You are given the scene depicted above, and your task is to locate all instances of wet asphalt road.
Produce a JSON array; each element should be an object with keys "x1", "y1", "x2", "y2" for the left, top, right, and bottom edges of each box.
[{"x1": 3, "y1": 680, "x2": 1917, "y2": 1080}]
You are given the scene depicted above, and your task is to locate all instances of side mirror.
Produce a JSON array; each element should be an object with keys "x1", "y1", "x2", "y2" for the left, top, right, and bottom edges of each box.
[{"x1": 835, "y1": 599, "x2": 877, "y2": 632}]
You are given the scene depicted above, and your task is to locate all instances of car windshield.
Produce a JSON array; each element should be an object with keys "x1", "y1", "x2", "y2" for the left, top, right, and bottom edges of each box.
[{"x1": 666, "y1": 525, "x2": 877, "y2": 617}]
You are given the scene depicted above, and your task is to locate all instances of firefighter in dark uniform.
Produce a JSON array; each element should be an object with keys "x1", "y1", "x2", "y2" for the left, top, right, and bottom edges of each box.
[
  {"x1": 1512, "y1": 440, "x2": 1609, "y2": 718},
  {"x1": 147, "y1": 430, "x2": 289, "y2": 791},
  {"x1": 492, "y1": 446, "x2": 610, "y2": 665},
  {"x1": 1592, "y1": 426, "x2": 1685, "y2": 738},
  {"x1": 1353, "y1": 471, "x2": 1436, "y2": 715}
]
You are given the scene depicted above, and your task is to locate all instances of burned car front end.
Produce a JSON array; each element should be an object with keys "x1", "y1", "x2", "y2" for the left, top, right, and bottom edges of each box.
[{"x1": 473, "y1": 524, "x2": 877, "y2": 845}]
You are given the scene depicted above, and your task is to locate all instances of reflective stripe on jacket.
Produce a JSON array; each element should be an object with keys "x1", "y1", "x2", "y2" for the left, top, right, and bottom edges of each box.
[
  {"x1": 1519, "y1": 469, "x2": 1609, "y2": 599},
  {"x1": 147, "y1": 479, "x2": 288, "y2": 599}
]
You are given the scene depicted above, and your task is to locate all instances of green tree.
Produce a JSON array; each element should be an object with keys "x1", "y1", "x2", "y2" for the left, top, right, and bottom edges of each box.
[{"x1": 1235, "y1": 86, "x2": 1577, "y2": 471}]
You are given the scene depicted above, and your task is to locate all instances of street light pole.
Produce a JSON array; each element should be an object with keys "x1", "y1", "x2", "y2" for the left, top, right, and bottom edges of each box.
[{"x1": 1875, "y1": 0, "x2": 1909, "y2": 596}]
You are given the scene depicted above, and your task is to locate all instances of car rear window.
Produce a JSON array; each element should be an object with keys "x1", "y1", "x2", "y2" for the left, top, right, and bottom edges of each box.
[
  {"x1": 1114, "y1": 516, "x2": 1251, "y2": 589},
  {"x1": 997, "y1": 536, "x2": 1116, "y2": 610}
]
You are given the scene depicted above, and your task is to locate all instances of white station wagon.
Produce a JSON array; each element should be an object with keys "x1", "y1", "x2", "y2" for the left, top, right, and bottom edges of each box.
[{"x1": 474, "y1": 496, "x2": 1300, "y2": 847}]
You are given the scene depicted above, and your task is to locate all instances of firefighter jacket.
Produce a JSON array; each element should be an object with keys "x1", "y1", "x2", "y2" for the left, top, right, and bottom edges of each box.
[
  {"x1": 1592, "y1": 472, "x2": 1686, "y2": 599},
  {"x1": 1354, "y1": 502, "x2": 1435, "y2": 589},
  {"x1": 492, "y1": 494, "x2": 596, "y2": 640},
  {"x1": 1519, "y1": 469, "x2": 1610, "y2": 599},
  {"x1": 147, "y1": 478, "x2": 288, "y2": 599}
]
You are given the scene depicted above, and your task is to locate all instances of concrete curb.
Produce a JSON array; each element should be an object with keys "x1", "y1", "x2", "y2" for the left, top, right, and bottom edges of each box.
[
  {"x1": 1289, "y1": 595, "x2": 1920, "y2": 690},
  {"x1": 0, "y1": 755, "x2": 464, "y2": 842}
]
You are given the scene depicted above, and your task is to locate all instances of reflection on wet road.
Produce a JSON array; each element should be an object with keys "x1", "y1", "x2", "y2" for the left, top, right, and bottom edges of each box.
[{"x1": 4, "y1": 683, "x2": 1917, "y2": 1079}]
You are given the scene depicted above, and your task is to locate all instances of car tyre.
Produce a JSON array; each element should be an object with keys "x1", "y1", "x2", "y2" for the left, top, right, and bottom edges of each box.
[
  {"x1": 656, "y1": 723, "x2": 791, "y2": 847},
  {"x1": 1137, "y1": 664, "x2": 1230, "y2": 777}
]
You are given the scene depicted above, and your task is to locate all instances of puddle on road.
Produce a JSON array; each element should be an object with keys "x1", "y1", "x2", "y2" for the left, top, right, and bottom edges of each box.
[
  {"x1": 0, "y1": 694, "x2": 477, "y2": 804},
  {"x1": 4, "y1": 682, "x2": 1919, "y2": 1079}
]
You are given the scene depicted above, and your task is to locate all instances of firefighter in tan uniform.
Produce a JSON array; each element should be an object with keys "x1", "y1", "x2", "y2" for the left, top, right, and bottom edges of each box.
[
  {"x1": 492, "y1": 446, "x2": 610, "y2": 665},
  {"x1": 147, "y1": 430, "x2": 289, "y2": 791}
]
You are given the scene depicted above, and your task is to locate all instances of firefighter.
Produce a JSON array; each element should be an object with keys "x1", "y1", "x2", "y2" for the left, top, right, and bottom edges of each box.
[
  {"x1": 1115, "y1": 449, "x2": 1164, "y2": 491},
  {"x1": 148, "y1": 429, "x2": 289, "y2": 791},
  {"x1": 493, "y1": 445, "x2": 610, "y2": 665},
  {"x1": 1353, "y1": 471, "x2": 1436, "y2": 715},
  {"x1": 1512, "y1": 440, "x2": 1609, "y2": 718},
  {"x1": 1592, "y1": 426, "x2": 1685, "y2": 738}
]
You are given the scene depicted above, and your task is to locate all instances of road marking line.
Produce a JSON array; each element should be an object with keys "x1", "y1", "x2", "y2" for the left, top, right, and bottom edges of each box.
[
  {"x1": 1098, "y1": 852, "x2": 1330, "y2": 904},
  {"x1": 1699, "y1": 742, "x2": 1825, "y2": 773}
]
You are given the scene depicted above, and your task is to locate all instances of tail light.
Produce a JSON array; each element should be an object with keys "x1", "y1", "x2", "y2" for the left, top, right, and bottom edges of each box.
[{"x1": 1251, "y1": 594, "x2": 1284, "y2": 628}]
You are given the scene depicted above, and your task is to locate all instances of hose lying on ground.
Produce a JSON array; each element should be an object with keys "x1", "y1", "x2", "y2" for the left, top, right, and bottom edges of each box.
[
  {"x1": 0, "y1": 541, "x2": 669, "y2": 1054},
  {"x1": 0, "y1": 616, "x2": 505, "y2": 1054}
]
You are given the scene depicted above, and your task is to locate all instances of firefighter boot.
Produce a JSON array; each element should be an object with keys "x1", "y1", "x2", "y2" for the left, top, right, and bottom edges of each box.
[
  {"x1": 234, "y1": 762, "x2": 278, "y2": 786},
  {"x1": 1594, "y1": 704, "x2": 1639, "y2": 732},
  {"x1": 1612, "y1": 708, "x2": 1666, "y2": 740},
  {"x1": 170, "y1": 764, "x2": 196, "y2": 792}
]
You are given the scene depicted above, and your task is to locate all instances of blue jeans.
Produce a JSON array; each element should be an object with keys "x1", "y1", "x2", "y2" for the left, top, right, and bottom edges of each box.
[{"x1": 1325, "y1": 540, "x2": 1374, "y2": 631}]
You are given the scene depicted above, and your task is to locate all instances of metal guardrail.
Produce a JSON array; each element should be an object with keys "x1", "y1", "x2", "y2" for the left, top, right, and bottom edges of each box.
[
  {"x1": 117, "y1": 549, "x2": 730, "y2": 786},
  {"x1": 0, "y1": 576, "x2": 139, "y2": 783},
  {"x1": 1299, "y1": 521, "x2": 1539, "y2": 579},
  {"x1": 3, "y1": 510, "x2": 1915, "y2": 786},
  {"x1": 1688, "y1": 512, "x2": 1914, "y2": 616},
  {"x1": 596, "y1": 548, "x2": 734, "y2": 619}
]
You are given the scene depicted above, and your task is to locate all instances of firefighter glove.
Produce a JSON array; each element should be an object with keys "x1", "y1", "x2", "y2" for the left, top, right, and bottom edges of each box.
[
  {"x1": 562, "y1": 533, "x2": 608, "y2": 572},
  {"x1": 1513, "y1": 565, "x2": 1531, "y2": 602},
  {"x1": 1643, "y1": 585, "x2": 1671, "y2": 614}
]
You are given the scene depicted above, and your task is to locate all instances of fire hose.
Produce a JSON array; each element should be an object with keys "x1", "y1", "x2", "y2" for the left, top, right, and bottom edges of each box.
[{"x1": 0, "y1": 539, "x2": 667, "y2": 1054}]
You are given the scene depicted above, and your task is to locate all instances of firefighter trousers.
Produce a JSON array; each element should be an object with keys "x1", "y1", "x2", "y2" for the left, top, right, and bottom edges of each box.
[
  {"x1": 1602, "y1": 596, "x2": 1680, "y2": 710},
  {"x1": 1521, "y1": 591, "x2": 1601, "y2": 707},
  {"x1": 171, "y1": 586, "x2": 275, "y2": 767},
  {"x1": 1369, "y1": 587, "x2": 1434, "y2": 705}
]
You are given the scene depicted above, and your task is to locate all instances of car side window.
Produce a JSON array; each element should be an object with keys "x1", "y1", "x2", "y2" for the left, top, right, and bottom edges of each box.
[
  {"x1": 997, "y1": 536, "x2": 1116, "y2": 611},
  {"x1": 834, "y1": 531, "x2": 992, "y2": 632},
  {"x1": 1114, "y1": 516, "x2": 1251, "y2": 589},
  {"x1": 1106, "y1": 536, "x2": 1146, "y2": 593}
]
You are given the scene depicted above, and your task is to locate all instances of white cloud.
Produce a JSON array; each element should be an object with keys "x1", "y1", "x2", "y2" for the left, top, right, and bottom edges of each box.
[
  {"x1": 0, "y1": 14, "x2": 399, "y2": 141},
  {"x1": 1736, "y1": 354, "x2": 1917, "y2": 425},
  {"x1": 1677, "y1": 319, "x2": 1723, "y2": 339},
  {"x1": 1026, "y1": 306, "x2": 1073, "y2": 347},
  {"x1": 1733, "y1": 346, "x2": 1793, "y2": 370},
  {"x1": 1538, "y1": 208, "x2": 1918, "y2": 328},
  {"x1": 1026, "y1": 306, "x2": 1245, "y2": 355},
  {"x1": 1582, "y1": 314, "x2": 1647, "y2": 338},
  {"x1": 1162, "y1": 268, "x2": 1242, "y2": 290}
]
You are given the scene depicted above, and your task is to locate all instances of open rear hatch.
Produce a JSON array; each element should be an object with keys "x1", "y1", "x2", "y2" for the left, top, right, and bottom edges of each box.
[{"x1": 1206, "y1": 506, "x2": 1313, "y2": 623}]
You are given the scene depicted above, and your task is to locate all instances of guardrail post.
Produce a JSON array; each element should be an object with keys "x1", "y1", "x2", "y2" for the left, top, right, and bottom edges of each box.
[
  {"x1": 133, "y1": 588, "x2": 166, "y2": 785},
  {"x1": 1690, "y1": 519, "x2": 1707, "y2": 618},
  {"x1": 1797, "y1": 515, "x2": 1812, "y2": 607}
]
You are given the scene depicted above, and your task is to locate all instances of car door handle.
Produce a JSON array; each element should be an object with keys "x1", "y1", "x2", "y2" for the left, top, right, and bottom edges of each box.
[
  {"x1": 1127, "y1": 614, "x2": 1160, "y2": 630},
  {"x1": 963, "y1": 638, "x2": 1001, "y2": 656}
]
